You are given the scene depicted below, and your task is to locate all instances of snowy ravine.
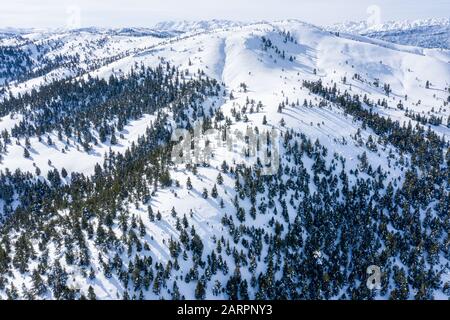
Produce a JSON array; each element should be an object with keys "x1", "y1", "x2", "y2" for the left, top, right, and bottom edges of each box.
[{"x1": 0, "y1": 20, "x2": 449, "y2": 300}]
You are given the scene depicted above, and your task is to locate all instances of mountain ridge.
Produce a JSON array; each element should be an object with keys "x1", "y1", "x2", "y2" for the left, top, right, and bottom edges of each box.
[{"x1": 329, "y1": 18, "x2": 450, "y2": 49}]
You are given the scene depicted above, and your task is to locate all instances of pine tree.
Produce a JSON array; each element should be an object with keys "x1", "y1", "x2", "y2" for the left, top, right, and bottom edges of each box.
[
  {"x1": 211, "y1": 184, "x2": 218, "y2": 198},
  {"x1": 87, "y1": 286, "x2": 97, "y2": 300},
  {"x1": 61, "y1": 167, "x2": 68, "y2": 179},
  {"x1": 23, "y1": 148, "x2": 30, "y2": 159},
  {"x1": 186, "y1": 177, "x2": 193, "y2": 190},
  {"x1": 195, "y1": 280, "x2": 206, "y2": 300},
  {"x1": 31, "y1": 269, "x2": 46, "y2": 296},
  {"x1": 110, "y1": 132, "x2": 118, "y2": 145},
  {"x1": 216, "y1": 173, "x2": 224, "y2": 185},
  {"x1": 172, "y1": 281, "x2": 181, "y2": 300},
  {"x1": 148, "y1": 206, "x2": 155, "y2": 222}
]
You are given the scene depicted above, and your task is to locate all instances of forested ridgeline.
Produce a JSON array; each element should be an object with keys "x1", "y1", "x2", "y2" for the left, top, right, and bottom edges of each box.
[{"x1": 0, "y1": 62, "x2": 220, "y2": 219}]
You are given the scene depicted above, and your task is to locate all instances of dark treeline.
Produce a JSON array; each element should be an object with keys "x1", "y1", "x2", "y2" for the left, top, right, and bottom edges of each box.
[{"x1": 1, "y1": 62, "x2": 219, "y2": 151}]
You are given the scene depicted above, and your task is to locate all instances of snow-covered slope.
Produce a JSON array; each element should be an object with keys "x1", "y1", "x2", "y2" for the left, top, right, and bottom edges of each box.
[
  {"x1": 0, "y1": 20, "x2": 450, "y2": 300},
  {"x1": 3, "y1": 20, "x2": 448, "y2": 177},
  {"x1": 0, "y1": 28, "x2": 173, "y2": 88}
]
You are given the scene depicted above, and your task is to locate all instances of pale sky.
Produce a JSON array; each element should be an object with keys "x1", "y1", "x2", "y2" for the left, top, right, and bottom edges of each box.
[{"x1": 0, "y1": 0, "x2": 449, "y2": 29}]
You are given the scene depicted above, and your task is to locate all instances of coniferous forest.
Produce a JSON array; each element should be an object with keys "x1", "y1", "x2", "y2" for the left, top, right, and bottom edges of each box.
[{"x1": 0, "y1": 19, "x2": 450, "y2": 300}]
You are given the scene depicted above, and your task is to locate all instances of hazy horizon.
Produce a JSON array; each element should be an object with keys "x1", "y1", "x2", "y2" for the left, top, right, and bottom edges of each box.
[{"x1": 0, "y1": 0, "x2": 449, "y2": 29}]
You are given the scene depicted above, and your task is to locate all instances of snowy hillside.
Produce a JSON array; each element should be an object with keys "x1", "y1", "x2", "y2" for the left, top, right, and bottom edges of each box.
[
  {"x1": 0, "y1": 20, "x2": 449, "y2": 300},
  {"x1": 0, "y1": 28, "x2": 173, "y2": 89}
]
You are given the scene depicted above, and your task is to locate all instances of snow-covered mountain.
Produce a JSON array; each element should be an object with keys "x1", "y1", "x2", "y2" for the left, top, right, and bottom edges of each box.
[
  {"x1": 152, "y1": 19, "x2": 248, "y2": 34},
  {"x1": 0, "y1": 28, "x2": 176, "y2": 88},
  {"x1": 0, "y1": 20, "x2": 450, "y2": 300},
  {"x1": 330, "y1": 18, "x2": 450, "y2": 49}
]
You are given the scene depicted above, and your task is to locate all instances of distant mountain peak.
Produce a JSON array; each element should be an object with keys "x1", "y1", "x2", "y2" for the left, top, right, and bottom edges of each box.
[
  {"x1": 328, "y1": 17, "x2": 450, "y2": 49},
  {"x1": 152, "y1": 19, "x2": 248, "y2": 33},
  {"x1": 330, "y1": 17, "x2": 450, "y2": 33}
]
